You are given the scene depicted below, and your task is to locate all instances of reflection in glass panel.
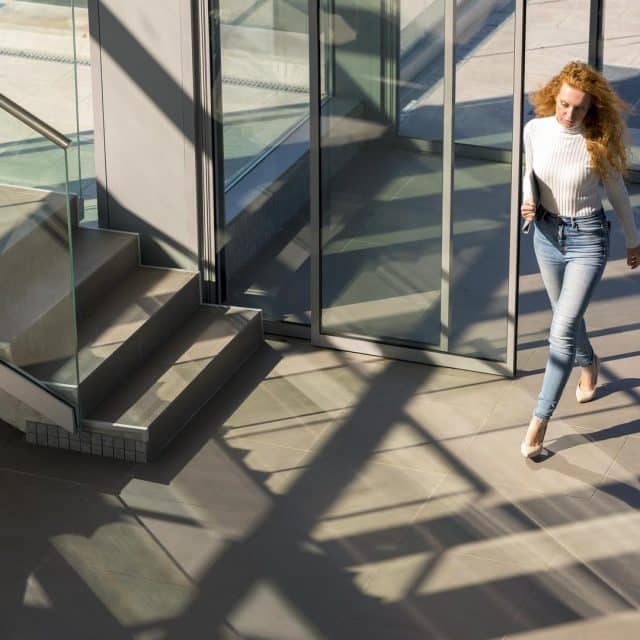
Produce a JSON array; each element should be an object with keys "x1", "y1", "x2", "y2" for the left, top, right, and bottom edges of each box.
[
  {"x1": 219, "y1": 1, "x2": 311, "y2": 188},
  {"x1": 450, "y1": 1, "x2": 515, "y2": 361},
  {"x1": 454, "y1": 0, "x2": 515, "y2": 148},
  {"x1": 602, "y1": 0, "x2": 640, "y2": 171},
  {"x1": 320, "y1": 0, "x2": 445, "y2": 348},
  {"x1": 0, "y1": 0, "x2": 95, "y2": 217},
  {"x1": 450, "y1": 159, "x2": 512, "y2": 360},
  {"x1": 217, "y1": 1, "x2": 313, "y2": 324},
  {"x1": 523, "y1": 0, "x2": 590, "y2": 126},
  {"x1": 0, "y1": 110, "x2": 79, "y2": 397},
  {"x1": 398, "y1": 0, "x2": 445, "y2": 141}
]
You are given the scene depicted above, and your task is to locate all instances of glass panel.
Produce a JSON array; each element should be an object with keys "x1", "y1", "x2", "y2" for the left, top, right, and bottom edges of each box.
[
  {"x1": 216, "y1": 1, "x2": 312, "y2": 324},
  {"x1": 0, "y1": 0, "x2": 96, "y2": 222},
  {"x1": 319, "y1": 0, "x2": 445, "y2": 348},
  {"x1": 73, "y1": 0, "x2": 98, "y2": 222},
  {"x1": 0, "y1": 109, "x2": 79, "y2": 401},
  {"x1": 398, "y1": 0, "x2": 445, "y2": 140},
  {"x1": 523, "y1": 0, "x2": 590, "y2": 127},
  {"x1": 448, "y1": 0, "x2": 515, "y2": 361},
  {"x1": 602, "y1": 0, "x2": 640, "y2": 171},
  {"x1": 454, "y1": 0, "x2": 515, "y2": 148}
]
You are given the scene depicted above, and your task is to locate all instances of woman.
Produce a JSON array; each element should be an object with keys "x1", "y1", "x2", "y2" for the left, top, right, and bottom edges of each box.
[{"x1": 520, "y1": 61, "x2": 640, "y2": 459}]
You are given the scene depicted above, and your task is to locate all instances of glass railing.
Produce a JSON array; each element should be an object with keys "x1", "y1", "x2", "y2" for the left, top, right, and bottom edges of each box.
[
  {"x1": 0, "y1": 94, "x2": 80, "y2": 406},
  {"x1": 0, "y1": 0, "x2": 96, "y2": 221}
]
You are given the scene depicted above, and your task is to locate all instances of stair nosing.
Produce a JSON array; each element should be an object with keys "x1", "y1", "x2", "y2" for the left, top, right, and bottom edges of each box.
[
  {"x1": 77, "y1": 268, "x2": 199, "y2": 384},
  {"x1": 85, "y1": 307, "x2": 261, "y2": 430}
]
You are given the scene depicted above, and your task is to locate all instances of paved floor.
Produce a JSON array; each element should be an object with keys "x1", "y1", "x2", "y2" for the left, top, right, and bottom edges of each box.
[
  {"x1": 2, "y1": 214, "x2": 640, "y2": 638},
  {"x1": 2, "y1": 2, "x2": 640, "y2": 638}
]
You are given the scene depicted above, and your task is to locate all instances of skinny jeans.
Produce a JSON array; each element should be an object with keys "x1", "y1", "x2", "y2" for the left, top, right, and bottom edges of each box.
[{"x1": 533, "y1": 209, "x2": 609, "y2": 420}]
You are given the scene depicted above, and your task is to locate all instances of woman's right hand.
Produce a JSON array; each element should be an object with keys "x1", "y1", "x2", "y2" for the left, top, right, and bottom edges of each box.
[{"x1": 521, "y1": 200, "x2": 537, "y2": 223}]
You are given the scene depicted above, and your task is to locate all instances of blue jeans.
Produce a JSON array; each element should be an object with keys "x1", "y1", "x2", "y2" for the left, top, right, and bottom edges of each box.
[{"x1": 533, "y1": 209, "x2": 609, "y2": 419}]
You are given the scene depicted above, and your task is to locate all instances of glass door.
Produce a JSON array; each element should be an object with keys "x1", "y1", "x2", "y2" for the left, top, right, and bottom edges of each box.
[{"x1": 310, "y1": 0, "x2": 525, "y2": 375}]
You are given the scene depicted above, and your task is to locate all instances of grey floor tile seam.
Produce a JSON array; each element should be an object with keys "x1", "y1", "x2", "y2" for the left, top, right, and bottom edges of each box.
[
  {"x1": 601, "y1": 436, "x2": 636, "y2": 475},
  {"x1": 96, "y1": 496, "x2": 210, "y2": 589},
  {"x1": 52, "y1": 558, "x2": 197, "y2": 591},
  {"x1": 364, "y1": 438, "x2": 482, "y2": 476},
  {"x1": 0, "y1": 455, "x2": 135, "y2": 493},
  {"x1": 439, "y1": 386, "x2": 520, "y2": 469},
  {"x1": 0, "y1": 465, "x2": 102, "y2": 491},
  {"x1": 542, "y1": 545, "x2": 640, "y2": 613},
  {"x1": 321, "y1": 496, "x2": 439, "y2": 526},
  {"x1": 512, "y1": 508, "x2": 640, "y2": 609},
  {"x1": 419, "y1": 499, "x2": 638, "y2": 582},
  {"x1": 118, "y1": 490, "x2": 266, "y2": 523},
  {"x1": 553, "y1": 401, "x2": 638, "y2": 428},
  {"x1": 308, "y1": 416, "x2": 346, "y2": 451},
  {"x1": 296, "y1": 442, "x2": 456, "y2": 480},
  {"x1": 411, "y1": 482, "x2": 617, "y2": 569},
  {"x1": 222, "y1": 416, "x2": 330, "y2": 439},
  {"x1": 397, "y1": 389, "x2": 507, "y2": 510},
  {"x1": 409, "y1": 472, "x2": 454, "y2": 526},
  {"x1": 223, "y1": 432, "x2": 319, "y2": 455},
  {"x1": 120, "y1": 499, "x2": 216, "y2": 587},
  {"x1": 586, "y1": 434, "x2": 632, "y2": 492},
  {"x1": 484, "y1": 479, "x2": 596, "y2": 503},
  {"x1": 358, "y1": 458, "x2": 452, "y2": 481},
  {"x1": 409, "y1": 484, "x2": 561, "y2": 573}
]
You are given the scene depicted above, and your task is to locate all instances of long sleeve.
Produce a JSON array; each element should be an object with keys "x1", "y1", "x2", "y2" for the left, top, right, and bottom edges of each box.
[
  {"x1": 522, "y1": 121, "x2": 536, "y2": 203},
  {"x1": 603, "y1": 172, "x2": 640, "y2": 248}
]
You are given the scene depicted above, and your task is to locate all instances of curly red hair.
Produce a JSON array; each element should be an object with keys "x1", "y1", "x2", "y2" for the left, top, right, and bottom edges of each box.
[{"x1": 530, "y1": 61, "x2": 631, "y2": 178}]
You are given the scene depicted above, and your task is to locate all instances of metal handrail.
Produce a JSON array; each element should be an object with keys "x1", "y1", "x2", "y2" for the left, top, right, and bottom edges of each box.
[{"x1": 0, "y1": 92, "x2": 71, "y2": 149}]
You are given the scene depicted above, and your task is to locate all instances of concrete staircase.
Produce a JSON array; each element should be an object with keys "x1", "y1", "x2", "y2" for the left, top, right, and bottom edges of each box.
[{"x1": 0, "y1": 184, "x2": 263, "y2": 460}]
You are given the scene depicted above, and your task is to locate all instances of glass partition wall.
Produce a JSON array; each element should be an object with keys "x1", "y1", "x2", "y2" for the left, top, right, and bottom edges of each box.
[
  {"x1": 211, "y1": 0, "x2": 525, "y2": 374},
  {"x1": 213, "y1": 1, "x2": 314, "y2": 329},
  {"x1": 310, "y1": 0, "x2": 524, "y2": 374},
  {"x1": 0, "y1": 101, "x2": 79, "y2": 404}
]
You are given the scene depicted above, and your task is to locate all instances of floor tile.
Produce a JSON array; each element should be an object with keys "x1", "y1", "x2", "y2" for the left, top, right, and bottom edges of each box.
[
  {"x1": 447, "y1": 403, "x2": 620, "y2": 498},
  {"x1": 501, "y1": 609, "x2": 640, "y2": 639}
]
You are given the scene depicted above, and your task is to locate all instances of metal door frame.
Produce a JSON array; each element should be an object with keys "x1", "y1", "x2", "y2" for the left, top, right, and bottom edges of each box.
[{"x1": 308, "y1": 0, "x2": 527, "y2": 377}]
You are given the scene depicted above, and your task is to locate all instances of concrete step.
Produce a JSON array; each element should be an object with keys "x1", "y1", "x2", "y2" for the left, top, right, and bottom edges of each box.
[
  {"x1": 0, "y1": 184, "x2": 78, "y2": 254},
  {"x1": 83, "y1": 305, "x2": 262, "y2": 459},
  {"x1": 28, "y1": 266, "x2": 200, "y2": 414},
  {"x1": 1, "y1": 226, "x2": 138, "y2": 372},
  {"x1": 73, "y1": 227, "x2": 140, "y2": 314}
]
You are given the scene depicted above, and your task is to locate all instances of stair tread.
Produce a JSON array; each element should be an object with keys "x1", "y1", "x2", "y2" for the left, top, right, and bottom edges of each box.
[
  {"x1": 86, "y1": 306, "x2": 259, "y2": 430},
  {"x1": 73, "y1": 227, "x2": 136, "y2": 282},
  {"x1": 1, "y1": 227, "x2": 136, "y2": 341},
  {"x1": 28, "y1": 267, "x2": 198, "y2": 385},
  {"x1": 0, "y1": 185, "x2": 69, "y2": 253}
]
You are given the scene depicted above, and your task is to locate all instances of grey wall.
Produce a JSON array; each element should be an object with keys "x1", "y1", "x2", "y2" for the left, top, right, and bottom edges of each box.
[{"x1": 92, "y1": 0, "x2": 200, "y2": 269}]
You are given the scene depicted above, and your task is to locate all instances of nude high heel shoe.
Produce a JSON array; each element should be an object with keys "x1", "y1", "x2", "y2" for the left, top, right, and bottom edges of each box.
[
  {"x1": 520, "y1": 416, "x2": 548, "y2": 459},
  {"x1": 576, "y1": 354, "x2": 599, "y2": 403}
]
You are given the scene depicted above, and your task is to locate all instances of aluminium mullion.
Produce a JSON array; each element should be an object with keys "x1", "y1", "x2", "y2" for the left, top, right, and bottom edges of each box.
[
  {"x1": 588, "y1": 0, "x2": 605, "y2": 70},
  {"x1": 210, "y1": 0, "x2": 228, "y2": 304},
  {"x1": 312, "y1": 333, "x2": 512, "y2": 376},
  {"x1": 309, "y1": 0, "x2": 321, "y2": 341},
  {"x1": 194, "y1": 0, "x2": 217, "y2": 303},
  {"x1": 508, "y1": 0, "x2": 527, "y2": 378},
  {"x1": 439, "y1": 0, "x2": 456, "y2": 351}
]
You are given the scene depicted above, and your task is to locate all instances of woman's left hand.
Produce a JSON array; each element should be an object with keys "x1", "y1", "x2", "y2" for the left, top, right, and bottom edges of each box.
[{"x1": 627, "y1": 245, "x2": 640, "y2": 269}]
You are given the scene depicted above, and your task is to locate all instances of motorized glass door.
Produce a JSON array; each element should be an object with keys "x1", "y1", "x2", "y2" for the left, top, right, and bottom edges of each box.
[{"x1": 310, "y1": 0, "x2": 525, "y2": 375}]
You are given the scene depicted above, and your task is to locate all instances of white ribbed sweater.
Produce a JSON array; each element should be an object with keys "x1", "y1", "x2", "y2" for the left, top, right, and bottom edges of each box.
[{"x1": 523, "y1": 115, "x2": 640, "y2": 248}]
